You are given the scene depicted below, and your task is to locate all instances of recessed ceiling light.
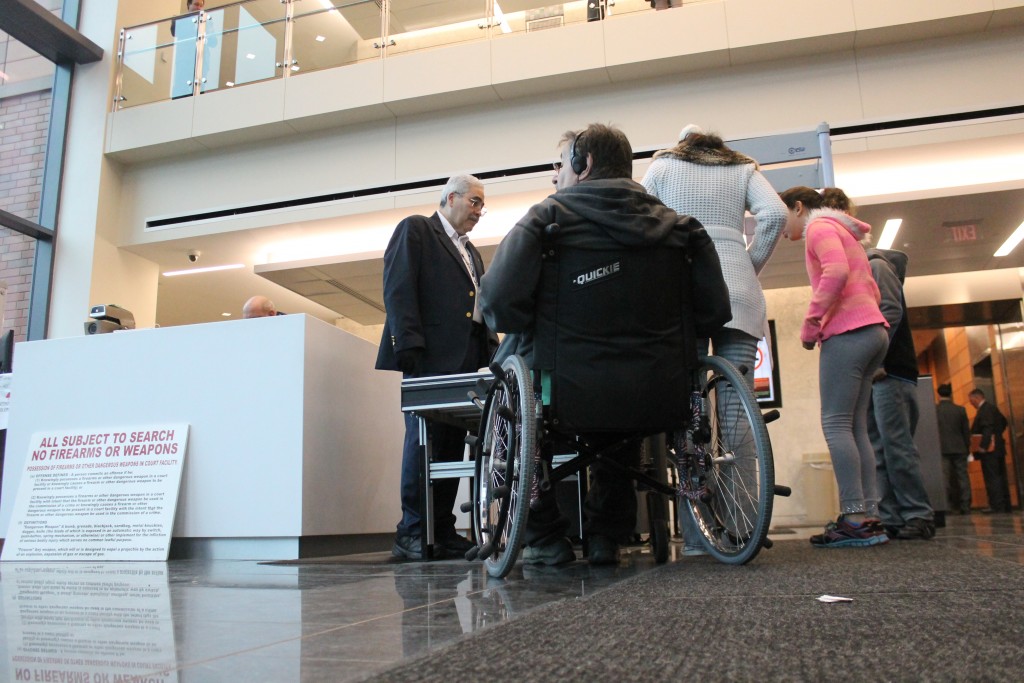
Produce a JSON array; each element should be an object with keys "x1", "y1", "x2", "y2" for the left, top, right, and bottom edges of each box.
[
  {"x1": 246, "y1": 53, "x2": 256, "y2": 60},
  {"x1": 875, "y1": 218, "x2": 902, "y2": 250},
  {"x1": 994, "y1": 219, "x2": 1024, "y2": 257},
  {"x1": 315, "y1": 35, "x2": 326, "y2": 42},
  {"x1": 163, "y1": 264, "x2": 245, "y2": 277},
  {"x1": 221, "y1": 312, "x2": 232, "y2": 317}
]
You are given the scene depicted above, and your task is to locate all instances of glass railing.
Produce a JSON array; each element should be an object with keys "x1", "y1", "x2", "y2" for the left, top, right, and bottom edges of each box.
[
  {"x1": 383, "y1": 0, "x2": 489, "y2": 57},
  {"x1": 202, "y1": 0, "x2": 288, "y2": 93},
  {"x1": 291, "y1": 0, "x2": 383, "y2": 75},
  {"x1": 117, "y1": 14, "x2": 198, "y2": 107},
  {"x1": 115, "y1": 0, "x2": 701, "y2": 110}
]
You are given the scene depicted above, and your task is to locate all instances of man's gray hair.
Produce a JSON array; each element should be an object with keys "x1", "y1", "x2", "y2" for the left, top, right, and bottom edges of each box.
[{"x1": 440, "y1": 174, "x2": 481, "y2": 207}]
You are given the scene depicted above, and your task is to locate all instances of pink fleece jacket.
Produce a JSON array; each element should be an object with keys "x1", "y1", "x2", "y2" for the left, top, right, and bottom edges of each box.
[{"x1": 801, "y1": 210, "x2": 887, "y2": 344}]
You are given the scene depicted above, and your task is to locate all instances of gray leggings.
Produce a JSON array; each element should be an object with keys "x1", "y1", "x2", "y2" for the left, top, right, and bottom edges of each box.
[{"x1": 819, "y1": 324, "x2": 888, "y2": 515}]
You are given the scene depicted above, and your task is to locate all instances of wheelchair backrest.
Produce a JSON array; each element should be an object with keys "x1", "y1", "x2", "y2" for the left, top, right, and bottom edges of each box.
[{"x1": 535, "y1": 230, "x2": 694, "y2": 435}]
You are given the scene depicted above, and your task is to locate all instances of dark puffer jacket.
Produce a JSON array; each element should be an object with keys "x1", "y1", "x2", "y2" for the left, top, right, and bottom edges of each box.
[{"x1": 480, "y1": 178, "x2": 730, "y2": 433}]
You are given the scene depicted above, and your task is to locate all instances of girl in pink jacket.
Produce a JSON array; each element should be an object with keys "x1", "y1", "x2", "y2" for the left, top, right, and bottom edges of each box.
[{"x1": 780, "y1": 187, "x2": 889, "y2": 548}]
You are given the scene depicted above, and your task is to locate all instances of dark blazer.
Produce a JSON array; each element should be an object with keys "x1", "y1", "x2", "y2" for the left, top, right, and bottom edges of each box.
[
  {"x1": 936, "y1": 398, "x2": 971, "y2": 455},
  {"x1": 971, "y1": 401, "x2": 1008, "y2": 455},
  {"x1": 376, "y1": 212, "x2": 495, "y2": 376}
]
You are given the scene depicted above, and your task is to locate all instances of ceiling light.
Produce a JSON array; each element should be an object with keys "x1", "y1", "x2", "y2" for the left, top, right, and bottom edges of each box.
[
  {"x1": 226, "y1": 81, "x2": 235, "y2": 87},
  {"x1": 875, "y1": 218, "x2": 902, "y2": 250},
  {"x1": 246, "y1": 53, "x2": 256, "y2": 60},
  {"x1": 221, "y1": 312, "x2": 232, "y2": 317},
  {"x1": 994, "y1": 219, "x2": 1024, "y2": 257},
  {"x1": 163, "y1": 264, "x2": 245, "y2": 277},
  {"x1": 315, "y1": 35, "x2": 326, "y2": 42}
]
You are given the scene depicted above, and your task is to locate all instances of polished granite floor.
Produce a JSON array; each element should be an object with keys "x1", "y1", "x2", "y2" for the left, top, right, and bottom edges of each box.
[{"x1": 0, "y1": 512, "x2": 1020, "y2": 682}]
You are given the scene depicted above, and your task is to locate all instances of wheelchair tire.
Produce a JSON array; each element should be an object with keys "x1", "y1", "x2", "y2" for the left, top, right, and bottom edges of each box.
[
  {"x1": 684, "y1": 355, "x2": 774, "y2": 565},
  {"x1": 473, "y1": 355, "x2": 536, "y2": 579}
]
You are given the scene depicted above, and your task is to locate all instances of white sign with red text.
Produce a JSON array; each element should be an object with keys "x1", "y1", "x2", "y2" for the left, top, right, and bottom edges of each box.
[
  {"x1": 0, "y1": 373, "x2": 11, "y2": 430},
  {"x1": 1, "y1": 424, "x2": 189, "y2": 562}
]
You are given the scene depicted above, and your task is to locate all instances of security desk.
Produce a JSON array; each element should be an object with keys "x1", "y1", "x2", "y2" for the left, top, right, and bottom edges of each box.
[{"x1": 0, "y1": 315, "x2": 404, "y2": 560}]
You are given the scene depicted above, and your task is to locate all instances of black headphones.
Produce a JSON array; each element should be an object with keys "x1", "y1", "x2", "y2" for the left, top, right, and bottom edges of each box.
[{"x1": 569, "y1": 130, "x2": 587, "y2": 175}]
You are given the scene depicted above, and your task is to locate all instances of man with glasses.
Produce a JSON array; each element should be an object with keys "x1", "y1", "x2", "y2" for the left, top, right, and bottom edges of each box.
[{"x1": 377, "y1": 174, "x2": 498, "y2": 560}]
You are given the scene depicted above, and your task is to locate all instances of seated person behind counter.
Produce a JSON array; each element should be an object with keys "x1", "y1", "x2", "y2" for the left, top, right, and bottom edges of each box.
[
  {"x1": 242, "y1": 296, "x2": 283, "y2": 319},
  {"x1": 479, "y1": 123, "x2": 729, "y2": 566}
]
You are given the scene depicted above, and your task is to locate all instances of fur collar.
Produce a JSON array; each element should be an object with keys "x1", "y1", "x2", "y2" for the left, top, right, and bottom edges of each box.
[{"x1": 652, "y1": 143, "x2": 758, "y2": 168}]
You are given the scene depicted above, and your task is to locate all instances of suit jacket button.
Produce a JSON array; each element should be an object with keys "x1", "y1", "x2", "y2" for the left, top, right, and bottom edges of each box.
[
  {"x1": 469, "y1": 291, "x2": 475, "y2": 297},
  {"x1": 466, "y1": 312, "x2": 472, "y2": 318}
]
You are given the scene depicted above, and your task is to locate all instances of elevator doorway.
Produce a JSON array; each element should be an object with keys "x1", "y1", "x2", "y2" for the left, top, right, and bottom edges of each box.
[{"x1": 911, "y1": 299, "x2": 1023, "y2": 511}]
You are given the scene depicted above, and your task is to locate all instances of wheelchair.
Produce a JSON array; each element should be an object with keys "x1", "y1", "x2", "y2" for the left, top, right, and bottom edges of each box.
[{"x1": 465, "y1": 352, "x2": 788, "y2": 579}]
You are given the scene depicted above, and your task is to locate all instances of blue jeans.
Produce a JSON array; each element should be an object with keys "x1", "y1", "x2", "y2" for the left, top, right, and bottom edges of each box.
[{"x1": 868, "y1": 377, "x2": 934, "y2": 527}]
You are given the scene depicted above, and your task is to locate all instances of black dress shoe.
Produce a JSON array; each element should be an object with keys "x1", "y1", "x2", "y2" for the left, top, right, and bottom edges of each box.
[
  {"x1": 392, "y1": 534, "x2": 424, "y2": 560},
  {"x1": 436, "y1": 530, "x2": 474, "y2": 556}
]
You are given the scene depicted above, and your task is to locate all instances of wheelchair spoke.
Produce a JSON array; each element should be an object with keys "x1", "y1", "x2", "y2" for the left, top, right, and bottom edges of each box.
[
  {"x1": 472, "y1": 356, "x2": 536, "y2": 578},
  {"x1": 682, "y1": 356, "x2": 774, "y2": 564}
]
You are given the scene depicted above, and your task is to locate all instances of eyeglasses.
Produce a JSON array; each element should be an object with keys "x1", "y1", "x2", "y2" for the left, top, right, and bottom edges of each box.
[
  {"x1": 457, "y1": 193, "x2": 487, "y2": 215},
  {"x1": 553, "y1": 161, "x2": 563, "y2": 171}
]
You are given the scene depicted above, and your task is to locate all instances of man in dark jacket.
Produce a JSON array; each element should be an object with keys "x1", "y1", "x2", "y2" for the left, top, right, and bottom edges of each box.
[
  {"x1": 866, "y1": 248, "x2": 935, "y2": 539},
  {"x1": 377, "y1": 174, "x2": 498, "y2": 561},
  {"x1": 480, "y1": 123, "x2": 730, "y2": 565},
  {"x1": 968, "y1": 388, "x2": 1012, "y2": 513},
  {"x1": 935, "y1": 383, "x2": 972, "y2": 514}
]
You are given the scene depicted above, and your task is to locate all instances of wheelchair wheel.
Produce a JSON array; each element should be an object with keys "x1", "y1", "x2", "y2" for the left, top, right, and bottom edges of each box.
[
  {"x1": 472, "y1": 355, "x2": 536, "y2": 579},
  {"x1": 683, "y1": 355, "x2": 773, "y2": 565}
]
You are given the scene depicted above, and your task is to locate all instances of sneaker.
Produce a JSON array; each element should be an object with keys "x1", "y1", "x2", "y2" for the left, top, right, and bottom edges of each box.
[
  {"x1": 587, "y1": 535, "x2": 619, "y2": 565},
  {"x1": 683, "y1": 544, "x2": 708, "y2": 557},
  {"x1": 864, "y1": 519, "x2": 891, "y2": 542},
  {"x1": 895, "y1": 517, "x2": 936, "y2": 540},
  {"x1": 810, "y1": 516, "x2": 889, "y2": 548},
  {"x1": 522, "y1": 537, "x2": 575, "y2": 566},
  {"x1": 392, "y1": 533, "x2": 424, "y2": 560}
]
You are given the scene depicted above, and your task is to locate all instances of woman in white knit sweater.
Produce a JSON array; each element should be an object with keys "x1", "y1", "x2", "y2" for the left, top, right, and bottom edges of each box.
[{"x1": 642, "y1": 124, "x2": 787, "y2": 552}]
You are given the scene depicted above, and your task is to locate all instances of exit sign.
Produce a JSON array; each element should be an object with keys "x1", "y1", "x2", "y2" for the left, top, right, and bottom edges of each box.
[
  {"x1": 944, "y1": 222, "x2": 981, "y2": 243},
  {"x1": 949, "y1": 224, "x2": 978, "y2": 242}
]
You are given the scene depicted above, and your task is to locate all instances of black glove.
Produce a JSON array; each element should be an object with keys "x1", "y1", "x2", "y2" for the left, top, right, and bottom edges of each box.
[{"x1": 396, "y1": 348, "x2": 424, "y2": 375}]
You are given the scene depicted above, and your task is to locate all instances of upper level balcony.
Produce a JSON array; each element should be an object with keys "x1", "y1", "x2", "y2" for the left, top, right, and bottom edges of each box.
[{"x1": 107, "y1": 0, "x2": 1023, "y2": 162}]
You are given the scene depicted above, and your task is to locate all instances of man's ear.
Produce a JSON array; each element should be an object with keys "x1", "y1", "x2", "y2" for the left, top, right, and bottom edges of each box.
[{"x1": 578, "y1": 153, "x2": 594, "y2": 181}]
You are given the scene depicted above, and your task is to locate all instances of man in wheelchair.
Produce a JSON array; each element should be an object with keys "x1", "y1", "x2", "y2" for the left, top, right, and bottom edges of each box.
[{"x1": 480, "y1": 123, "x2": 730, "y2": 565}]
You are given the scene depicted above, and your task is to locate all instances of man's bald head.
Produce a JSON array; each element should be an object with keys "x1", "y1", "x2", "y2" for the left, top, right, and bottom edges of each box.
[{"x1": 242, "y1": 296, "x2": 277, "y2": 319}]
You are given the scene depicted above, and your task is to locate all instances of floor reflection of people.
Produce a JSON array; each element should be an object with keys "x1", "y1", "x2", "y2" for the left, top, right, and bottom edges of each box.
[{"x1": 392, "y1": 568, "x2": 478, "y2": 656}]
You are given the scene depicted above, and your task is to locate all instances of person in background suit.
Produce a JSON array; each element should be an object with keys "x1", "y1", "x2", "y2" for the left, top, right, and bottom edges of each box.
[
  {"x1": 968, "y1": 388, "x2": 1012, "y2": 513},
  {"x1": 376, "y1": 174, "x2": 497, "y2": 561},
  {"x1": 935, "y1": 383, "x2": 972, "y2": 514}
]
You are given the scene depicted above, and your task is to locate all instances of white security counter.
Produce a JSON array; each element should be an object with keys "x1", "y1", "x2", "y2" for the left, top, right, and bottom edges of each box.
[{"x1": 0, "y1": 315, "x2": 404, "y2": 560}]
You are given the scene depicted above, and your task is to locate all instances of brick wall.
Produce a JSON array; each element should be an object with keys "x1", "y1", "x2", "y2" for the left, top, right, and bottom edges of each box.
[{"x1": 0, "y1": 90, "x2": 52, "y2": 342}]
